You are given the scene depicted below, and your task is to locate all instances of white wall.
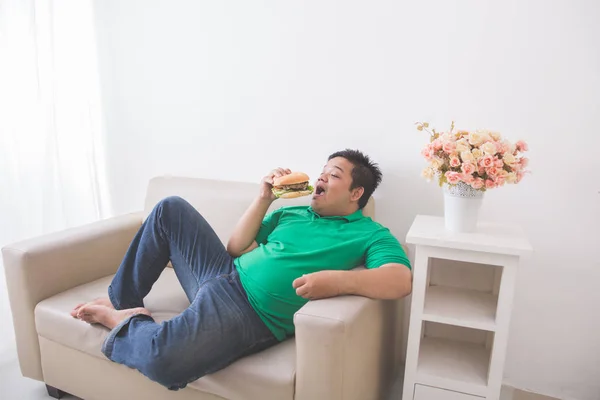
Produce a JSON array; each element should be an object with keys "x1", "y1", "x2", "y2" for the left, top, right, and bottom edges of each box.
[{"x1": 93, "y1": 1, "x2": 600, "y2": 399}]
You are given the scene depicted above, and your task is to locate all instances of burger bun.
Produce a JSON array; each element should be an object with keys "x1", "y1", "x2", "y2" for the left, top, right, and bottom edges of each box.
[{"x1": 273, "y1": 172, "x2": 310, "y2": 186}]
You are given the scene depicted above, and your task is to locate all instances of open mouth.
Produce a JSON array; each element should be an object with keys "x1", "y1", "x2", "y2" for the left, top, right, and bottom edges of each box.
[{"x1": 313, "y1": 184, "x2": 326, "y2": 198}]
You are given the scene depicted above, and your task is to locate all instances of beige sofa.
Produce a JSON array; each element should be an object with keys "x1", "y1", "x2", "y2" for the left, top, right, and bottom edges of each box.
[{"x1": 2, "y1": 176, "x2": 400, "y2": 400}]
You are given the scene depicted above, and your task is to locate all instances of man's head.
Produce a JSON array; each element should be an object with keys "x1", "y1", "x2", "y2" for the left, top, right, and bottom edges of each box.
[{"x1": 310, "y1": 149, "x2": 382, "y2": 216}]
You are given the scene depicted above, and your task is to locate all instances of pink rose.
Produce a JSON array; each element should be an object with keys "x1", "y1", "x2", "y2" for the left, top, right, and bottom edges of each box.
[
  {"x1": 450, "y1": 156, "x2": 461, "y2": 168},
  {"x1": 517, "y1": 171, "x2": 524, "y2": 183},
  {"x1": 461, "y1": 162, "x2": 476, "y2": 175},
  {"x1": 516, "y1": 140, "x2": 529, "y2": 152},
  {"x1": 485, "y1": 179, "x2": 496, "y2": 189},
  {"x1": 478, "y1": 166, "x2": 485, "y2": 175},
  {"x1": 479, "y1": 154, "x2": 494, "y2": 168},
  {"x1": 462, "y1": 173, "x2": 475, "y2": 184},
  {"x1": 520, "y1": 157, "x2": 529, "y2": 168},
  {"x1": 487, "y1": 166, "x2": 499, "y2": 177},
  {"x1": 432, "y1": 139, "x2": 443, "y2": 151},
  {"x1": 443, "y1": 141, "x2": 456, "y2": 154},
  {"x1": 494, "y1": 158, "x2": 504, "y2": 168},
  {"x1": 472, "y1": 178, "x2": 484, "y2": 189},
  {"x1": 494, "y1": 142, "x2": 504, "y2": 153},
  {"x1": 445, "y1": 171, "x2": 461, "y2": 185},
  {"x1": 495, "y1": 175, "x2": 506, "y2": 186},
  {"x1": 421, "y1": 146, "x2": 434, "y2": 161}
]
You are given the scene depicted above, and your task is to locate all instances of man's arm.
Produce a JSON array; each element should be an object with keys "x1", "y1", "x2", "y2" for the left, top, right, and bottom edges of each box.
[
  {"x1": 340, "y1": 264, "x2": 412, "y2": 298},
  {"x1": 226, "y1": 167, "x2": 290, "y2": 257},
  {"x1": 226, "y1": 197, "x2": 271, "y2": 257},
  {"x1": 293, "y1": 263, "x2": 412, "y2": 300}
]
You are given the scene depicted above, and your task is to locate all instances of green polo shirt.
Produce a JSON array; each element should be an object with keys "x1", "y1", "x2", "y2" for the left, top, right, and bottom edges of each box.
[{"x1": 234, "y1": 206, "x2": 410, "y2": 341}]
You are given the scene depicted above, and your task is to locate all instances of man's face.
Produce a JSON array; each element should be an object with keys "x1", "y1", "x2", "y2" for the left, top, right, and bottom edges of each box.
[{"x1": 310, "y1": 157, "x2": 362, "y2": 215}]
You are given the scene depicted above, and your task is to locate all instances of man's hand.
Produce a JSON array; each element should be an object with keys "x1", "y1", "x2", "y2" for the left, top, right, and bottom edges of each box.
[
  {"x1": 292, "y1": 271, "x2": 343, "y2": 300},
  {"x1": 293, "y1": 265, "x2": 412, "y2": 301},
  {"x1": 260, "y1": 167, "x2": 291, "y2": 201}
]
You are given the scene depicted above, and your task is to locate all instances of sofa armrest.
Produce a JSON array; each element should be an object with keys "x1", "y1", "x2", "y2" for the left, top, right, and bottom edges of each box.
[
  {"x1": 1, "y1": 212, "x2": 142, "y2": 381},
  {"x1": 294, "y1": 294, "x2": 396, "y2": 400}
]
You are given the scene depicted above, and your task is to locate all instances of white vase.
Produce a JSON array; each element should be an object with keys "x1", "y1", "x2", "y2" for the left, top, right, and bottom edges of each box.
[{"x1": 443, "y1": 182, "x2": 484, "y2": 233}]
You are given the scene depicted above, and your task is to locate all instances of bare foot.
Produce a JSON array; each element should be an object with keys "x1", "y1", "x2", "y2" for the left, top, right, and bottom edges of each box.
[
  {"x1": 71, "y1": 297, "x2": 113, "y2": 318},
  {"x1": 77, "y1": 305, "x2": 151, "y2": 329}
]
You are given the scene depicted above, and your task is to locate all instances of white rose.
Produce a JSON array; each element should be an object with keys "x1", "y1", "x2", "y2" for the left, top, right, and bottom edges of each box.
[
  {"x1": 502, "y1": 152, "x2": 516, "y2": 165},
  {"x1": 481, "y1": 142, "x2": 498, "y2": 155},
  {"x1": 489, "y1": 131, "x2": 502, "y2": 141},
  {"x1": 478, "y1": 129, "x2": 492, "y2": 140},
  {"x1": 470, "y1": 130, "x2": 491, "y2": 146},
  {"x1": 431, "y1": 157, "x2": 444, "y2": 170},
  {"x1": 460, "y1": 151, "x2": 475, "y2": 163},
  {"x1": 468, "y1": 132, "x2": 484, "y2": 146},
  {"x1": 421, "y1": 167, "x2": 435, "y2": 181},
  {"x1": 455, "y1": 139, "x2": 470, "y2": 153},
  {"x1": 506, "y1": 172, "x2": 517, "y2": 183},
  {"x1": 472, "y1": 148, "x2": 483, "y2": 159}
]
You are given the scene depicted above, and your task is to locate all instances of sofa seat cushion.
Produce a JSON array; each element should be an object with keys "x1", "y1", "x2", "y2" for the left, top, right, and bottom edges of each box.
[{"x1": 35, "y1": 268, "x2": 296, "y2": 400}]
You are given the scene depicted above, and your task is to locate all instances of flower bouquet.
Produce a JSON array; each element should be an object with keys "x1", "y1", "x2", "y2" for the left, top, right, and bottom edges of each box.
[{"x1": 416, "y1": 121, "x2": 529, "y2": 231}]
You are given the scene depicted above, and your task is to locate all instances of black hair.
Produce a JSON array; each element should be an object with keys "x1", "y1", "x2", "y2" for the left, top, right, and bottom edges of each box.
[{"x1": 328, "y1": 149, "x2": 382, "y2": 209}]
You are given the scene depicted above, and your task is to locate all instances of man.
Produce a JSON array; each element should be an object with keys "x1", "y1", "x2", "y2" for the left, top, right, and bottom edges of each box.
[{"x1": 71, "y1": 149, "x2": 412, "y2": 390}]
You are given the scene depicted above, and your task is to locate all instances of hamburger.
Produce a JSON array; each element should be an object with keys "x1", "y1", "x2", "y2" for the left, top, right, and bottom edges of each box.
[{"x1": 271, "y1": 172, "x2": 314, "y2": 199}]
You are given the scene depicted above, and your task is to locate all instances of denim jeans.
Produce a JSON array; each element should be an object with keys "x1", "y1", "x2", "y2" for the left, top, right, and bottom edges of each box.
[{"x1": 102, "y1": 196, "x2": 278, "y2": 390}]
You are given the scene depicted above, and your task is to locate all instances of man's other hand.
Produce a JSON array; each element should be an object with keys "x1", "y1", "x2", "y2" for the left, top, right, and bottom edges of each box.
[
  {"x1": 292, "y1": 271, "x2": 342, "y2": 300},
  {"x1": 260, "y1": 167, "x2": 291, "y2": 201}
]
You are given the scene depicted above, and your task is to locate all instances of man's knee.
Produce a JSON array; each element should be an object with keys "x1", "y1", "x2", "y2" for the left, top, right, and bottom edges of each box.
[
  {"x1": 143, "y1": 349, "x2": 206, "y2": 390},
  {"x1": 154, "y1": 196, "x2": 193, "y2": 219},
  {"x1": 158, "y1": 195, "x2": 190, "y2": 211},
  {"x1": 143, "y1": 353, "x2": 182, "y2": 389}
]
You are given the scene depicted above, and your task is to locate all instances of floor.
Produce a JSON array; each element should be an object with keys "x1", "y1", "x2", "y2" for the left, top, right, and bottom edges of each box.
[
  {"x1": 510, "y1": 392, "x2": 561, "y2": 400},
  {"x1": 0, "y1": 349, "x2": 559, "y2": 400},
  {"x1": 0, "y1": 354, "x2": 80, "y2": 400}
]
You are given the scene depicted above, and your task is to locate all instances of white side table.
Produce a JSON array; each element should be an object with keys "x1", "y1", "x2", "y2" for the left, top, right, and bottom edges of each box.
[{"x1": 402, "y1": 215, "x2": 532, "y2": 400}]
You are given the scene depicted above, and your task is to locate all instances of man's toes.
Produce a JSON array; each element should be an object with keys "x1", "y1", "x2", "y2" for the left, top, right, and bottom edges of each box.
[
  {"x1": 78, "y1": 305, "x2": 103, "y2": 324},
  {"x1": 71, "y1": 303, "x2": 85, "y2": 318},
  {"x1": 77, "y1": 305, "x2": 92, "y2": 320}
]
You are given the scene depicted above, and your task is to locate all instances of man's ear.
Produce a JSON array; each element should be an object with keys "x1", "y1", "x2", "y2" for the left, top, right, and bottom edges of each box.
[{"x1": 350, "y1": 187, "x2": 364, "y2": 202}]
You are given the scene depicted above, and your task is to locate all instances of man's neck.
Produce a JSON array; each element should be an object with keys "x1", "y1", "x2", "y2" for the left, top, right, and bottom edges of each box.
[{"x1": 316, "y1": 206, "x2": 360, "y2": 218}]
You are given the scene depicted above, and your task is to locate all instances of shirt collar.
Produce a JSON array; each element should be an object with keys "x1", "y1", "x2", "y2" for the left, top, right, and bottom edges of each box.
[{"x1": 307, "y1": 207, "x2": 364, "y2": 222}]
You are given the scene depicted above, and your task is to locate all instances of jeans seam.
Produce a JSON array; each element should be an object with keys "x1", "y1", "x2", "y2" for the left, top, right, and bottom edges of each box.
[
  {"x1": 111, "y1": 237, "x2": 166, "y2": 310},
  {"x1": 183, "y1": 273, "x2": 232, "y2": 316},
  {"x1": 243, "y1": 335, "x2": 277, "y2": 354},
  {"x1": 107, "y1": 285, "x2": 121, "y2": 310},
  {"x1": 171, "y1": 246, "x2": 203, "y2": 295},
  {"x1": 196, "y1": 273, "x2": 230, "y2": 291}
]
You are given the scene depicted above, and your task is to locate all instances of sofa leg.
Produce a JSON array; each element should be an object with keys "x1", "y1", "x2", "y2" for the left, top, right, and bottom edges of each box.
[{"x1": 46, "y1": 384, "x2": 67, "y2": 399}]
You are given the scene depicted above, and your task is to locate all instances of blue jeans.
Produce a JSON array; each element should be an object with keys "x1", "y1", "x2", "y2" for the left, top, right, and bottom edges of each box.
[{"x1": 102, "y1": 196, "x2": 278, "y2": 390}]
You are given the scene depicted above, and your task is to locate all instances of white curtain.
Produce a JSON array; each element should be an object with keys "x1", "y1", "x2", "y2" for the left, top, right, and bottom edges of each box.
[{"x1": 0, "y1": 0, "x2": 110, "y2": 360}]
